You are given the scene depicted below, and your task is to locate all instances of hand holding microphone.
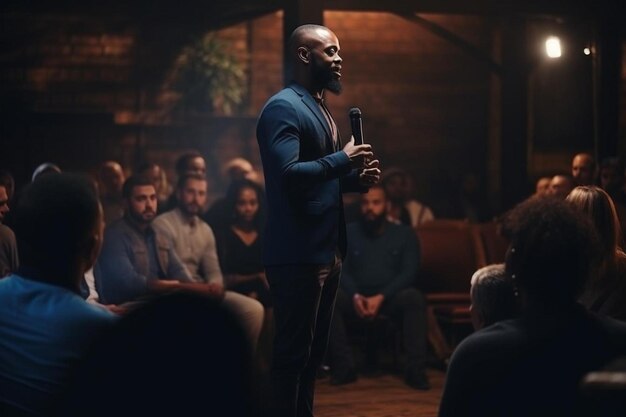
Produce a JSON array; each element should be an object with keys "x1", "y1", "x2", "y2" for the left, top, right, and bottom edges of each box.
[{"x1": 344, "y1": 107, "x2": 381, "y2": 186}]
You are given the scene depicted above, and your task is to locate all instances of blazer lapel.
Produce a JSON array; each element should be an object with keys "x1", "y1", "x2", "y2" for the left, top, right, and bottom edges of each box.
[{"x1": 289, "y1": 83, "x2": 333, "y2": 146}]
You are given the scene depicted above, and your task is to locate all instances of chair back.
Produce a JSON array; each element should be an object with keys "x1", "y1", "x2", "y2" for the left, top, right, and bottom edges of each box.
[
  {"x1": 474, "y1": 221, "x2": 510, "y2": 265},
  {"x1": 415, "y1": 220, "x2": 486, "y2": 294}
]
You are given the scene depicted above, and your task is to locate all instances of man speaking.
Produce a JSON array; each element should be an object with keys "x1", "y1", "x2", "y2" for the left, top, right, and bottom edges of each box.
[{"x1": 256, "y1": 24, "x2": 381, "y2": 417}]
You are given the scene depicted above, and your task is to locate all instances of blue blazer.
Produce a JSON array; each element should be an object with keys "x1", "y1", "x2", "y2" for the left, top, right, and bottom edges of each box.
[{"x1": 257, "y1": 82, "x2": 364, "y2": 266}]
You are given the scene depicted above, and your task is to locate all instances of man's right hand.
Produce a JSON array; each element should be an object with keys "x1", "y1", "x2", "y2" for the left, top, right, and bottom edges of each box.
[{"x1": 342, "y1": 136, "x2": 373, "y2": 167}]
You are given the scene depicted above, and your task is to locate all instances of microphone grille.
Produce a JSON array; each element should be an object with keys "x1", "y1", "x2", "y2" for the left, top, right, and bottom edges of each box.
[{"x1": 349, "y1": 107, "x2": 361, "y2": 117}]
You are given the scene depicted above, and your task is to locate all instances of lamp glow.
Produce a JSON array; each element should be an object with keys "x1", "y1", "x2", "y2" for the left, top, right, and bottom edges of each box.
[
  {"x1": 583, "y1": 47, "x2": 591, "y2": 55},
  {"x1": 545, "y1": 37, "x2": 562, "y2": 58}
]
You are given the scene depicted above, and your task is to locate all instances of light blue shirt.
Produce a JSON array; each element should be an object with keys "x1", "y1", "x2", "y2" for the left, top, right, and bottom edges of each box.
[{"x1": 0, "y1": 274, "x2": 116, "y2": 416}]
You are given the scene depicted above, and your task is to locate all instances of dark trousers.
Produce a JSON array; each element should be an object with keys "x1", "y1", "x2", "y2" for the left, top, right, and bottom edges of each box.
[
  {"x1": 266, "y1": 256, "x2": 341, "y2": 417},
  {"x1": 328, "y1": 287, "x2": 428, "y2": 374}
]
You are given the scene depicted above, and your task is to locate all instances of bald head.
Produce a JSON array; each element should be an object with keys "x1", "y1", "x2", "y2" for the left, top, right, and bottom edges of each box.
[
  {"x1": 572, "y1": 153, "x2": 595, "y2": 186},
  {"x1": 99, "y1": 161, "x2": 125, "y2": 197},
  {"x1": 289, "y1": 25, "x2": 334, "y2": 55},
  {"x1": 548, "y1": 175, "x2": 575, "y2": 200},
  {"x1": 288, "y1": 24, "x2": 343, "y2": 94}
]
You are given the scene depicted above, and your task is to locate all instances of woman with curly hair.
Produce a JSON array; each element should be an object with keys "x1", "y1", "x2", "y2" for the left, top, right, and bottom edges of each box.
[{"x1": 566, "y1": 186, "x2": 626, "y2": 320}]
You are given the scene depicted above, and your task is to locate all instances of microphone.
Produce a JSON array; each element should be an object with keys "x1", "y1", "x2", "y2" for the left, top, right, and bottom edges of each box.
[{"x1": 349, "y1": 107, "x2": 364, "y2": 145}]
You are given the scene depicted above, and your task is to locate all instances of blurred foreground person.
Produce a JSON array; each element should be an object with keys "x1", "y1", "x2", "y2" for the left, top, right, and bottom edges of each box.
[
  {"x1": 439, "y1": 197, "x2": 626, "y2": 417},
  {"x1": 0, "y1": 174, "x2": 116, "y2": 416},
  {"x1": 567, "y1": 186, "x2": 626, "y2": 320}
]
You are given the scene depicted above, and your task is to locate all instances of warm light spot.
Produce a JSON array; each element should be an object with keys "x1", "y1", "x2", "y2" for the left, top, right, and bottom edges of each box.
[
  {"x1": 545, "y1": 37, "x2": 562, "y2": 58},
  {"x1": 583, "y1": 47, "x2": 591, "y2": 56}
]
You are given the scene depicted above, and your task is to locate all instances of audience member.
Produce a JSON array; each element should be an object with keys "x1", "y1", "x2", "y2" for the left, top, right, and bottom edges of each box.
[
  {"x1": 448, "y1": 172, "x2": 493, "y2": 223},
  {"x1": 566, "y1": 186, "x2": 626, "y2": 320},
  {"x1": 598, "y1": 157, "x2": 626, "y2": 241},
  {"x1": 31, "y1": 162, "x2": 61, "y2": 182},
  {"x1": 469, "y1": 263, "x2": 518, "y2": 330},
  {"x1": 0, "y1": 184, "x2": 18, "y2": 277},
  {"x1": 152, "y1": 174, "x2": 264, "y2": 348},
  {"x1": 175, "y1": 150, "x2": 207, "y2": 177},
  {"x1": 56, "y1": 292, "x2": 256, "y2": 417},
  {"x1": 382, "y1": 167, "x2": 434, "y2": 227},
  {"x1": 0, "y1": 173, "x2": 116, "y2": 416},
  {"x1": 204, "y1": 157, "x2": 263, "y2": 229},
  {"x1": 598, "y1": 157, "x2": 625, "y2": 198},
  {"x1": 95, "y1": 175, "x2": 199, "y2": 306},
  {"x1": 212, "y1": 178, "x2": 272, "y2": 370},
  {"x1": 97, "y1": 160, "x2": 126, "y2": 225},
  {"x1": 0, "y1": 170, "x2": 15, "y2": 203},
  {"x1": 213, "y1": 179, "x2": 269, "y2": 306},
  {"x1": 327, "y1": 185, "x2": 429, "y2": 390},
  {"x1": 548, "y1": 174, "x2": 575, "y2": 200},
  {"x1": 164, "y1": 151, "x2": 207, "y2": 211},
  {"x1": 224, "y1": 157, "x2": 261, "y2": 184},
  {"x1": 572, "y1": 152, "x2": 596, "y2": 186},
  {"x1": 137, "y1": 162, "x2": 172, "y2": 213},
  {"x1": 0, "y1": 170, "x2": 17, "y2": 229},
  {"x1": 439, "y1": 197, "x2": 626, "y2": 417},
  {"x1": 534, "y1": 176, "x2": 552, "y2": 197}
]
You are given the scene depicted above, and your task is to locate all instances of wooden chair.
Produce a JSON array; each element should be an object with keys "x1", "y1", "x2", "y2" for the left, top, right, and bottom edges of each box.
[
  {"x1": 474, "y1": 221, "x2": 510, "y2": 265},
  {"x1": 415, "y1": 220, "x2": 487, "y2": 361}
]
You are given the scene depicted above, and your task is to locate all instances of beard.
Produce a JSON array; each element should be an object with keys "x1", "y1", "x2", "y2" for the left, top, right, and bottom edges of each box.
[
  {"x1": 129, "y1": 209, "x2": 155, "y2": 224},
  {"x1": 325, "y1": 78, "x2": 343, "y2": 94},
  {"x1": 181, "y1": 202, "x2": 202, "y2": 217},
  {"x1": 360, "y1": 212, "x2": 386, "y2": 236},
  {"x1": 312, "y1": 60, "x2": 343, "y2": 95}
]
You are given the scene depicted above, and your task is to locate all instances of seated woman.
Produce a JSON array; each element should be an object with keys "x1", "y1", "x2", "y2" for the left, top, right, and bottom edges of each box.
[
  {"x1": 214, "y1": 179, "x2": 270, "y2": 308},
  {"x1": 566, "y1": 186, "x2": 626, "y2": 320}
]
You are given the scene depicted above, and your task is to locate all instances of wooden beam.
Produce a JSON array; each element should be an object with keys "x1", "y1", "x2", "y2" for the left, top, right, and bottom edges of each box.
[
  {"x1": 394, "y1": 12, "x2": 503, "y2": 76},
  {"x1": 326, "y1": 0, "x2": 601, "y2": 17}
]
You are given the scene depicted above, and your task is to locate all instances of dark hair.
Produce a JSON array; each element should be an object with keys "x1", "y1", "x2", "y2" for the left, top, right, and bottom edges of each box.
[
  {"x1": 503, "y1": 197, "x2": 600, "y2": 304},
  {"x1": 136, "y1": 162, "x2": 158, "y2": 173},
  {"x1": 224, "y1": 179, "x2": 265, "y2": 229},
  {"x1": 176, "y1": 173, "x2": 207, "y2": 191},
  {"x1": 122, "y1": 175, "x2": 155, "y2": 200},
  {"x1": 365, "y1": 183, "x2": 386, "y2": 196},
  {"x1": 14, "y1": 173, "x2": 100, "y2": 284},
  {"x1": 174, "y1": 151, "x2": 204, "y2": 176}
]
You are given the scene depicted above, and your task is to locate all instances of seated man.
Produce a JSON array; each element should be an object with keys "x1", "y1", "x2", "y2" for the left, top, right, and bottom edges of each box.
[
  {"x1": 95, "y1": 175, "x2": 197, "y2": 307},
  {"x1": 439, "y1": 197, "x2": 626, "y2": 417},
  {"x1": 153, "y1": 174, "x2": 263, "y2": 348},
  {"x1": 469, "y1": 263, "x2": 519, "y2": 331},
  {"x1": 0, "y1": 173, "x2": 116, "y2": 416},
  {"x1": 327, "y1": 185, "x2": 430, "y2": 390}
]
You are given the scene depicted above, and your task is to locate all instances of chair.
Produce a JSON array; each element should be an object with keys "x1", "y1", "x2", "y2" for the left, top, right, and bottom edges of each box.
[
  {"x1": 474, "y1": 221, "x2": 510, "y2": 265},
  {"x1": 415, "y1": 220, "x2": 487, "y2": 361}
]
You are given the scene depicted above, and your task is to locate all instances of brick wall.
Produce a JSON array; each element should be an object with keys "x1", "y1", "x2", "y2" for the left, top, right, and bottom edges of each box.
[{"x1": 1, "y1": 9, "x2": 623, "y2": 215}]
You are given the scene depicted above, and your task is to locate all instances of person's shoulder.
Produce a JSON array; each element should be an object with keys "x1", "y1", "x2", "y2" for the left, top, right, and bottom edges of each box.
[
  {"x1": 263, "y1": 87, "x2": 297, "y2": 106},
  {"x1": 153, "y1": 210, "x2": 177, "y2": 230},
  {"x1": 104, "y1": 217, "x2": 128, "y2": 234},
  {"x1": 452, "y1": 319, "x2": 522, "y2": 359},
  {"x1": 0, "y1": 223, "x2": 15, "y2": 238}
]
